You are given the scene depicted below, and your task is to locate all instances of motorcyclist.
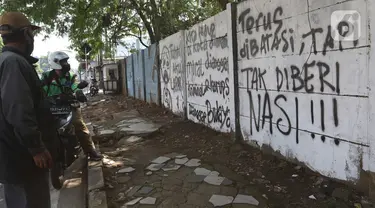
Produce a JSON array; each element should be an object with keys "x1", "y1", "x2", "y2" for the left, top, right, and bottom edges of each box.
[
  {"x1": 89, "y1": 76, "x2": 99, "y2": 96},
  {"x1": 40, "y1": 51, "x2": 103, "y2": 161}
]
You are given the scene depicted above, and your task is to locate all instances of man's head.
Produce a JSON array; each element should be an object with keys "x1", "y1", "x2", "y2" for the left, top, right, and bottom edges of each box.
[
  {"x1": 48, "y1": 51, "x2": 71, "y2": 76},
  {"x1": 0, "y1": 12, "x2": 40, "y2": 55}
]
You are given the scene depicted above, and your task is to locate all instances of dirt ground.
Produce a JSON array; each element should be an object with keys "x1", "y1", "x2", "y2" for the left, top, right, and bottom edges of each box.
[{"x1": 82, "y1": 94, "x2": 372, "y2": 208}]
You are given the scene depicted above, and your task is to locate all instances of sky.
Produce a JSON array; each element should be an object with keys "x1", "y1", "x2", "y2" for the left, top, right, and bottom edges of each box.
[
  {"x1": 32, "y1": 33, "x2": 146, "y2": 72},
  {"x1": 33, "y1": 33, "x2": 80, "y2": 71}
]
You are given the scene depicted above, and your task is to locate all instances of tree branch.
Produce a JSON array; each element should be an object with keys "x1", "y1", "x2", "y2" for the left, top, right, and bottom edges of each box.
[
  {"x1": 128, "y1": 0, "x2": 156, "y2": 43},
  {"x1": 84, "y1": 0, "x2": 94, "y2": 11}
]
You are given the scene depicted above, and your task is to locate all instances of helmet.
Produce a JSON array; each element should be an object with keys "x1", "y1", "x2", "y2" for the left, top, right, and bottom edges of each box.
[{"x1": 48, "y1": 51, "x2": 69, "y2": 70}]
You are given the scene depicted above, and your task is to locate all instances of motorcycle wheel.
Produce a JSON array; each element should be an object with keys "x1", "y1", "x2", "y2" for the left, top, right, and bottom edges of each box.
[
  {"x1": 50, "y1": 162, "x2": 64, "y2": 190},
  {"x1": 89, "y1": 87, "x2": 97, "y2": 97}
]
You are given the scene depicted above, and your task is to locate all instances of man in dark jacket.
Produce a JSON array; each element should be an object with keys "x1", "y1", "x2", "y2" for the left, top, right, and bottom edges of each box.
[{"x1": 0, "y1": 12, "x2": 53, "y2": 208}]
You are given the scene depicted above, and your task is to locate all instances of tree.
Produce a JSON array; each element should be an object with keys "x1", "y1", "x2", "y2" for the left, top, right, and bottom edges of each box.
[
  {"x1": 1, "y1": 0, "x2": 229, "y2": 58},
  {"x1": 33, "y1": 62, "x2": 43, "y2": 76},
  {"x1": 38, "y1": 56, "x2": 50, "y2": 72}
]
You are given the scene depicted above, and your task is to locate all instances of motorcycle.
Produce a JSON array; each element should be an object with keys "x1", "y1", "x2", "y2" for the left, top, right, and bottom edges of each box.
[
  {"x1": 49, "y1": 81, "x2": 88, "y2": 190},
  {"x1": 89, "y1": 78, "x2": 99, "y2": 97},
  {"x1": 49, "y1": 96, "x2": 81, "y2": 189}
]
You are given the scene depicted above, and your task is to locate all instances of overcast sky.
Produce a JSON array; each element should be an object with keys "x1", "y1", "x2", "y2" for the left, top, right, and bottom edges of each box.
[
  {"x1": 32, "y1": 33, "x2": 145, "y2": 71},
  {"x1": 33, "y1": 33, "x2": 80, "y2": 71}
]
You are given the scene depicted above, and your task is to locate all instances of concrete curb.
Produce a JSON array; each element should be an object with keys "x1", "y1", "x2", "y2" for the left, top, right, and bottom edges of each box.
[{"x1": 87, "y1": 145, "x2": 108, "y2": 208}]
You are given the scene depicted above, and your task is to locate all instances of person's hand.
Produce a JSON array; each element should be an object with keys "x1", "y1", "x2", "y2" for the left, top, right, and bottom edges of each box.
[{"x1": 33, "y1": 150, "x2": 53, "y2": 169}]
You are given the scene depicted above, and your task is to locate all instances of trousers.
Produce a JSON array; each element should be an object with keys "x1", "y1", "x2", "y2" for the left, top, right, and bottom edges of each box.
[
  {"x1": 72, "y1": 108, "x2": 95, "y2": 153},
  {"x1": 4, "y1": 171, "x2": 50, "y2": 208}
]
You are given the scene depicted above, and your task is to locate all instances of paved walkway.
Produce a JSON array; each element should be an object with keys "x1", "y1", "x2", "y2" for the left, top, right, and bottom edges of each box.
[
  {"x1": 93, "y1": 110, "x2": 267, "y2": 207},
  {"x1": 107, "y1": 154, "x2": 267, "y2": 207}
]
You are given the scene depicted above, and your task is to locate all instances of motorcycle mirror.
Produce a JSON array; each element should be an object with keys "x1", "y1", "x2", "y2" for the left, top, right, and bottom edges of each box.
[{"x1": 77, "y1": 81, "x2": 89, "y2": 89}]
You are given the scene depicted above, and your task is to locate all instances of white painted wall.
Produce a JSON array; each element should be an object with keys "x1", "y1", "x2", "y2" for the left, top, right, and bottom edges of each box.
[
  {"x1": 237, "y1": 0, "x2": 370, "y2": 182},
  {"x1": 185, "y1": 10, "x2": 234, "y2": 132},
  {"x1": 160, "y1": 31, "x2": 186, "y2": 116},
  {"x1": 364, "y1": 0, "x2": 375, "y2": 174},
  {"x1": 156, "y1": 0, "x2": 375, "y2": 186}
]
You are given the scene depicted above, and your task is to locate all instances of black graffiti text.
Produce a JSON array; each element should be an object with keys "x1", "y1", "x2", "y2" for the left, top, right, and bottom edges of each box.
[
  {"x1": 209, "y1": 36, "x2": 228, "y2": 50},
  {"x1": 205, "y1": 76, "x2": 230, "y2": 98},
  {"x1": 169, "y1": 45, "x2": 181, "y2": 60},
  {"x1": 248, "y1": 91, "x2": 340, "y2": 145},
  {"x1": 171, "y1": 76, "x2": 182, "y2": 91},
  {"x1": 205, "y1": 51, "x2": 229, "y2": 73},
  {"x1": 240, "y1": 67, "x2": 267, "y2": 91},
  {"x1": 238, "y1": 6, "x2": 290, "y2": 58},
  {"x1": 188, "y1": 83, "x2": 208, "y2": 97},
  {"x1": 240, "y1": 28, "x2": 295, "y2": 59},
  {"x1": 187, "y1": 59, "x2": 204, "y2": 78},
  {"x1": 275, "y1": 61, "x2": 340, "y2": 94},
  {"x1": 187, "y1": 36, "x2": 228, "y2": 56},
  {"x1": 199, "y1": 23, "x2": 216, "y2": 40},
  {"x1": 238, "y1": 7, "x2": 283, "y2": 35},
  {"x1": 172, "y1": 63, "x2": 183, "y2": 74},
  {"x1": 163, "y1": 87, "x2": 172, "y2": 110},
  {"x1": 186, "y1": 23, "x2": 216, "y2": 45},
  {"x1": 300, "y1": 25, "x2": 359, "y2": 56},
  {"x1": 206, "y1": 100, "x2": 230, "y2": 128},
  {"x1": 241, "y1": 61, "x2": 340, "y2": 94},
  {"x1": 189, "y1": 103, "x2": 206, "y2": 123},
  {"x1": 188, "y1": 76, "x2": 230, "y2": 99}
]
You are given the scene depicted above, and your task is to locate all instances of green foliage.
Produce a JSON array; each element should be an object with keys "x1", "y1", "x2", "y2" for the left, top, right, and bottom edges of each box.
[
  {"x1": 38, "y1": 55, "x2": 49, "y2": 72},
  {"x1": 33, "y1": 62, "x2": 43, "y2": 75},
  {"x1": 1, "y1": 0, "x2": 232, "y2": 58}
]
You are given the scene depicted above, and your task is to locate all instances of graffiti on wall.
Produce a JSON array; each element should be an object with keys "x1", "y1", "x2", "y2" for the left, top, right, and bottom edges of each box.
[
  {"x1": 237, "y1": 4, "x2": 365, "y2": 148},
  {"x1": 186, "y1": 12, "x2": 232, "y2": 132},
  {"x1": 235, "y1": 0, "x2": 373, "y2": 182},
  {"x1": 160, "y1": 37, "x2": 185, "y2": 114}
]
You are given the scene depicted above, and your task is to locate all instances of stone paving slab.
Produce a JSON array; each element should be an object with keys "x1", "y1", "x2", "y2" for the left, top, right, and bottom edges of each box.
[
  {"x1": 105, "y1": 153, "x2": 268, "y2": 208},
  {"x1": 88, "y1": 145, "x2": 107, "y2": 208},
  {"x1": 93, "y1": 111, "x2": 267, "y2": 208},
  {"x1": 88, "y1": 166, "x2": 105, "y2": 191},
  {"x1": 89, "y1": 190, "x2": 108, "y2": 208}
]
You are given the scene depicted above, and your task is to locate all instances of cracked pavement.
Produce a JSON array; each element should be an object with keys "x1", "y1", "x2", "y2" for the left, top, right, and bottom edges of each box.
[
  {"x1": 82, "y1": 95, "x2": 372, "y2": 208},
  {"x1": 103, "y1": 149, "x2": 268, "y2": 208},
  {"x1": 89, "y1": 109, "x2": 267, "y2": 207}
]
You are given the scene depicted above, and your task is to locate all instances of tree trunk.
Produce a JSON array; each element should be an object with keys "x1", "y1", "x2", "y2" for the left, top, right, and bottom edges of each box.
[
  {"x1": 129, "y1": 0, "x2": 156, "y2": 43},
  {"x1": 217, "y1": 0, "x2": 229, "y2": 10},
  {"x1": 149, "y1": 0, "x2": 162, "y2": 42}
]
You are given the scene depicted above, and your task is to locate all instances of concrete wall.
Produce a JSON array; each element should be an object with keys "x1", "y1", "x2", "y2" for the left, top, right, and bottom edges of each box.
[
  {"x1": 160, "y1": 31, "x2": 186, "y2": 116},
  {"x1": 144, "y1": 44, "x2": 160, "y2": 105},
  {"x1": 133, "y1": 51, "x2": 146, "y2": 101},
  {"x1": 123, "y1": 0, "x2": 375, "y2": 194},
  {"x1": 236, "y1": 0, "x2": 370, "y2": 183},
  {"x1": 185, "y1": 10, "x2": 235, "y2": 132},
  {"x1": 124, "y1": 43, "x2": 160, "y2": 104},
  {"x1": 118, "y1": 59, "x2": 127, "y2": 96},
  {"x1": 367, "y1": 0, "x2": 375, "y2": 197},
  {"x1": 126, "y1": 56, "x2": 135, "y2": 97}
]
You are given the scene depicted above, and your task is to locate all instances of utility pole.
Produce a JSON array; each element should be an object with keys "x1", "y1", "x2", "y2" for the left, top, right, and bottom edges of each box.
[
  {"x1": 81, "y1": 42, "x2": 92, "y2": 81},
  {"x1": 84, "y1": 47, "x2": 87, "y2": 81}
]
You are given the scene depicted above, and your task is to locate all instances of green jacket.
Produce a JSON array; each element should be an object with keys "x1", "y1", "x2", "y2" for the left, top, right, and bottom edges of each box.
[{"x1": 40, "y1": 70, "x2": 79, "y2": 97}]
